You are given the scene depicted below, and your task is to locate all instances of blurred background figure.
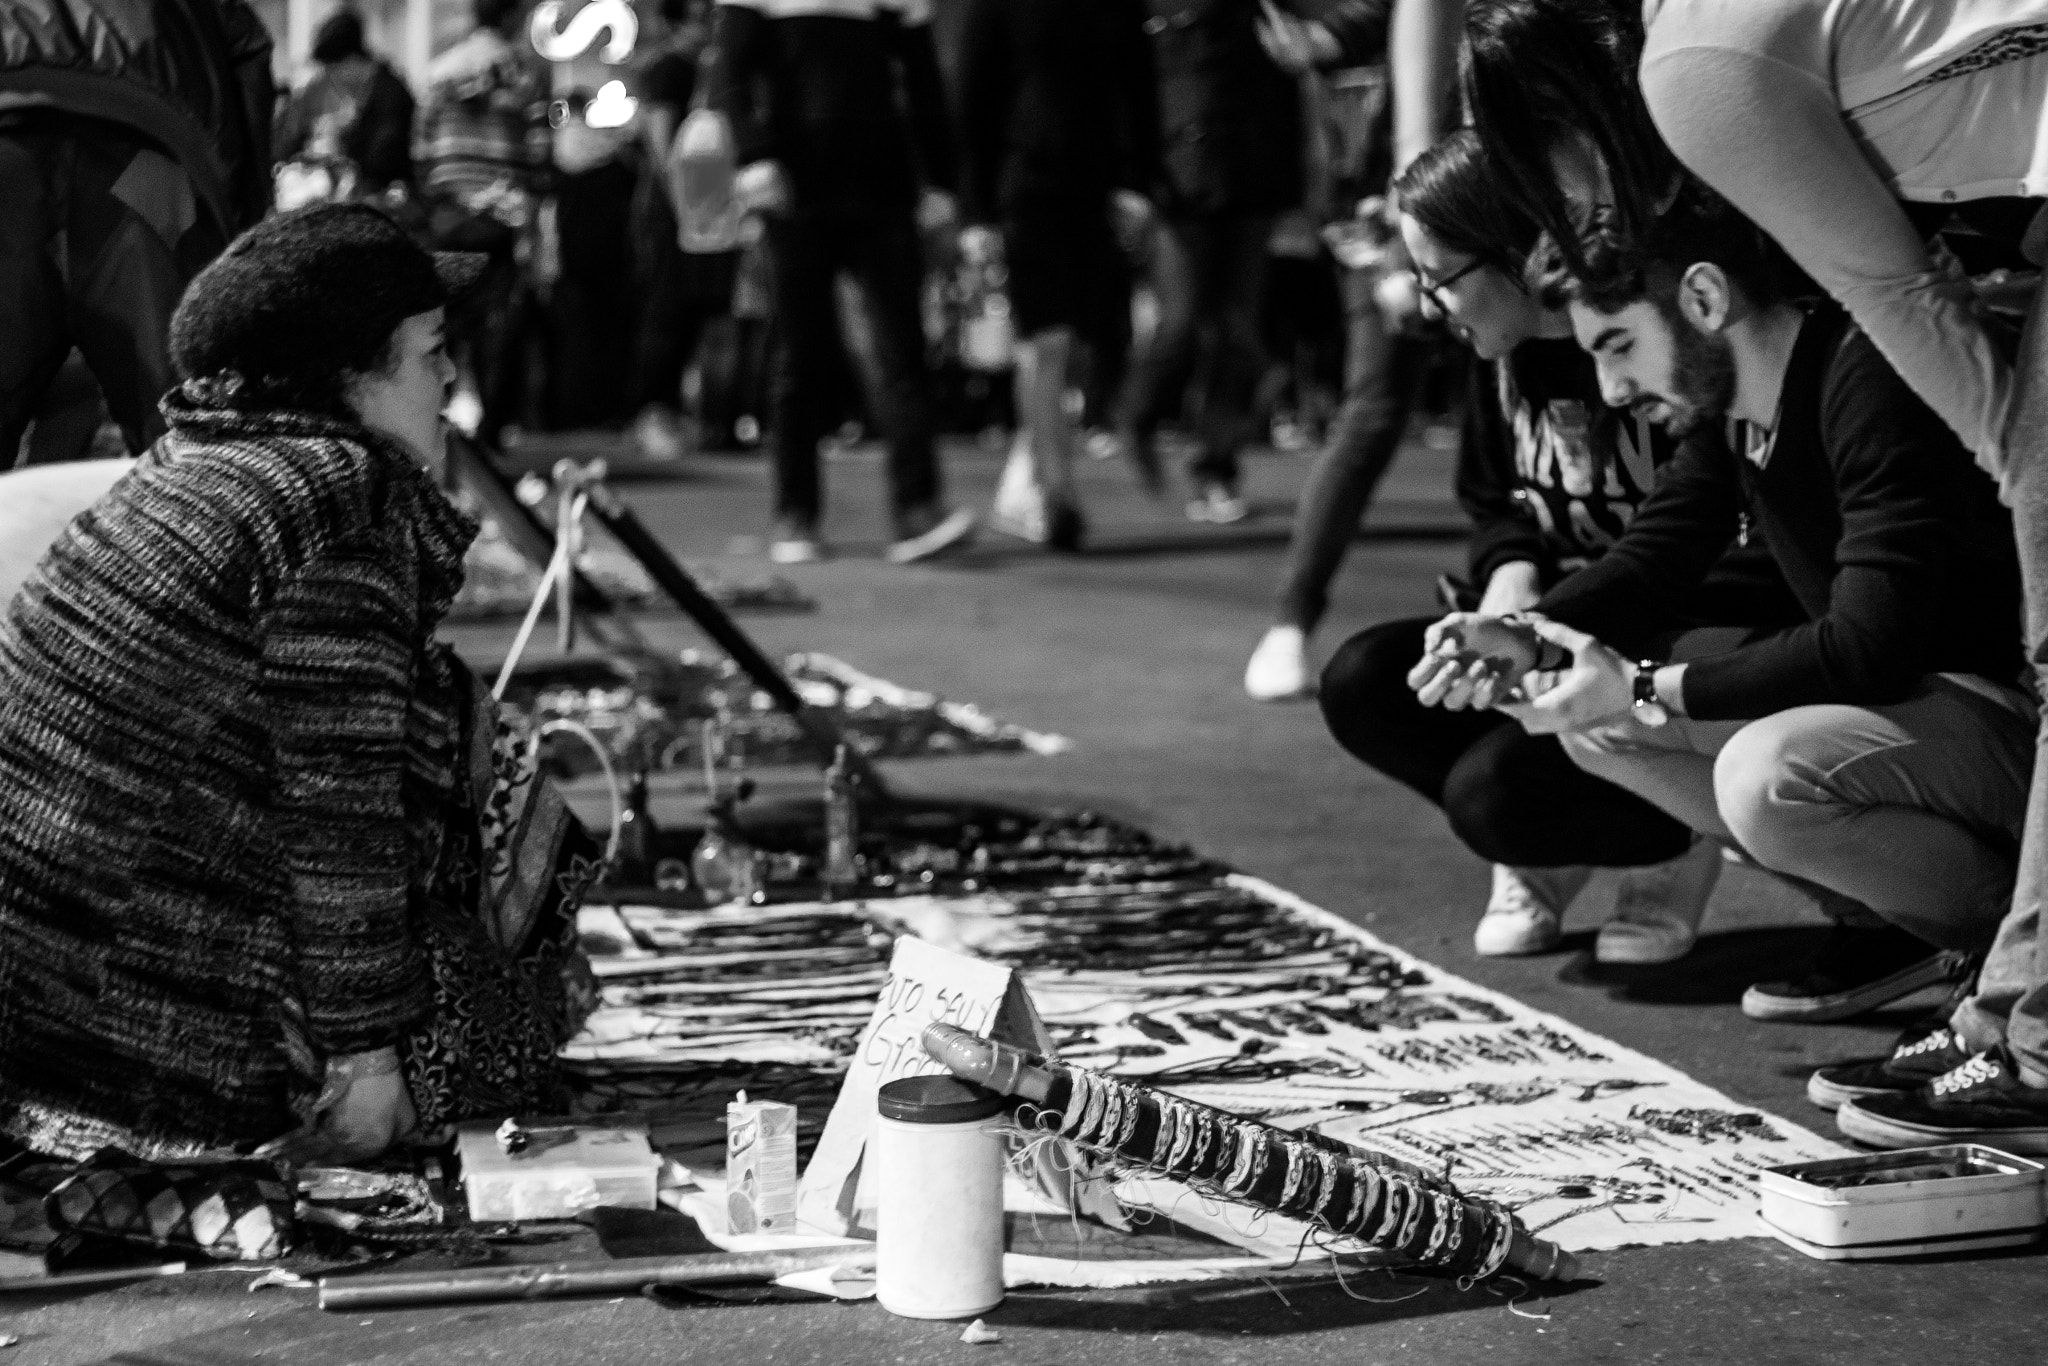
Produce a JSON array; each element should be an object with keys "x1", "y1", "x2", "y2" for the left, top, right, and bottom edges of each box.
[
  {"x1": 629, "y1": 0, "x2": 739, "y2": 461},
  {"x1": 708, "y1": 0, "x2": 977, "y2": 566},
  {"x1": 1118, "y1": 0, "x2": 1386, "y2": 525},
  {"x1": 416, "y1": 0, "x2": 551, "y2": 446},
  {"x1": 274, "y1": 8, "x2": 417, "y2": 205},
  {"x1": 958, "y1": 0, "x2": 1158, "y2": 553},
  {"x1": 540, "y1": 30, "x2": 641, "y2": 431},
  {"x1": 0, "y1": 0, "x2": 275, "y2": 465},
  {"x1": 1244, "y1": 0, "x2": 1461, "y2": 699}
]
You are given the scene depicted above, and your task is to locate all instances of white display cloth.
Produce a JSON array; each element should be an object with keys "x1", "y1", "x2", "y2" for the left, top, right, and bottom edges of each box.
[{"x1": 571, "y1": 873, "x2": 1848, "y2": 1272}]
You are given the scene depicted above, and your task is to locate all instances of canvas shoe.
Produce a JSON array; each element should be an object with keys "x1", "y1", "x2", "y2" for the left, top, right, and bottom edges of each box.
[
  {"x1": 1045, "y1": 500, "x2": 1087, "y2": 553},
  {"x1": 1186, "y1": 482, "x2": 1250, "y2": 525},
  {"x1": 1244, "y1": 625, "x2": 1316, "y2": 702},
  {"x1": 1836, "y1": 1048, "x2": 2048, "y2": 1154},
  {"x1": 768, "y1": 519, "x2": 827, "y2": 565},
  {"x1": 1474, "y1": 864, "x2": 1592, "y2": 957},
  {"x1": 887, "y1": 504, "x2": 978, "y2": 564},
  {"x1": 988, "y1": 444, "x2": 1050, "y2": 544},
  {"x1": 1806, "y1": 1026, "x2": 1973, "y2": 1111},
  {"x1": 1740, "y1": 925, "x2": 1958, "y2": 1023},
  {"x1": 1596, "y1": 838, "x2": 1722, "y2": 965},
  {"x1": 632, "y1": 405, "x2": 688, "y2": 461}
]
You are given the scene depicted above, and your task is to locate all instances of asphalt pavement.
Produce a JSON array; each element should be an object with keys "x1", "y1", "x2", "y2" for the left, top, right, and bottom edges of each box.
[{"x1": 6, "y1": 430, "x2": 2036, "y2": 1365}]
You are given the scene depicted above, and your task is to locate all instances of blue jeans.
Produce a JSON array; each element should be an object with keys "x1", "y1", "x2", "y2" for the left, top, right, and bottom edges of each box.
[
  {"x1": 1121, "y1": 211, "x2": 1272, "y2": 488},
  {"x1": 1273, "y1": 267, "x2": 1430, "y2": 630}
]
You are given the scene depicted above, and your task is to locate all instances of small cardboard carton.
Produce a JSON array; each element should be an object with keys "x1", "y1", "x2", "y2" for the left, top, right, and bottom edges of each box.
[{"x1": 726, "y1": 1096, "x2": 799, "y2": 1234}]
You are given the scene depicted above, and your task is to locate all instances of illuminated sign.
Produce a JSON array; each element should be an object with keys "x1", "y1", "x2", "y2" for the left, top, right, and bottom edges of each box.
[
  {"x1": 584, "y1": 80, "x2": 638, "y2": 127},
  {"x1": 529, "y1": 0, "x2": 638, "y2": 63}
]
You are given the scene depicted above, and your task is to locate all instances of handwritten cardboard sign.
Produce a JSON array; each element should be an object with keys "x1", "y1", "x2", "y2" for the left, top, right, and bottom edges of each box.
[{"x1": 796, "y1": 936, "x2": 1049, "y2": 1236}]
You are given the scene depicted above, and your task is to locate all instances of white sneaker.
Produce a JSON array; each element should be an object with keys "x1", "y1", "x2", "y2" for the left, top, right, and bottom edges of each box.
[
  {"x1": 768, "y1": 519, "x2": 827, "y2": 565},
  {"x1": 1597, "y1": 837, "x2": 1722, "y2": 965},
  {"x1": 886, "y1": 505, "x2": 978, "y2": 564},
  {"x1": 1245, "y1": 625, "x2": 1316, "y2": 701},
  {"x1": 989, "y1": 437, "x2": 1049, "y2": 543},
  {"x1": 1474, "y1": 864, "x2": 1591, "y2": 957},
  {"x1": 632, "y1": 405, "x2": 688, "y2": 461},
  {"x1": 1186, "y1": 483, "x2": 1249, "y2": 524}
]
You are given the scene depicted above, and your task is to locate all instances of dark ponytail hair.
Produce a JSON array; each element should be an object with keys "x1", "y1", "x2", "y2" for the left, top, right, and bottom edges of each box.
[
  {"x1": 1461, "y1": 0, "x2": 1675, "y2": 275},
  {"x1": 1394, "y1": 129, "x2": 1538, "y2": 279}
]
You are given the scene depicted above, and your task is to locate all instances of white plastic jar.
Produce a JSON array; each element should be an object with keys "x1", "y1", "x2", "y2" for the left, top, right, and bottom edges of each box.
[{"x1": 874, "y1": 1075, "x2": 1008, "y2": 1320}]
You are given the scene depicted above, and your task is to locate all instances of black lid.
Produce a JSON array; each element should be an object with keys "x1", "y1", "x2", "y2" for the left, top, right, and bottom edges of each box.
[{"x1": 878, "y1": 1075, "x2": 1008, "y2": 1123}]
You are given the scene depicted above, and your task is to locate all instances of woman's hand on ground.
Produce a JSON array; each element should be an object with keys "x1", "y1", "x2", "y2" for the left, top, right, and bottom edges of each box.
[
  {"x1": 259, "y1": 1049, "x2": 417, "y2": 1166},
  {"x1": 1409, "y1": 613, "x2": 1540, "y2": 711}
]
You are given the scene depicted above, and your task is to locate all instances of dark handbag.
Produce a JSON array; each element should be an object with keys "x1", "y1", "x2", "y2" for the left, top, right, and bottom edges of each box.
[{"x1": 44, "y1": 1150, "x2": 295, "y2": 1261}]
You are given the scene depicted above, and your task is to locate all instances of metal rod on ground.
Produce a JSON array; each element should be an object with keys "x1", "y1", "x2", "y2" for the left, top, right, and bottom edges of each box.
[
  {"x1": 571, "y1": 466, "x2": 891, "y2": 799},
  {"x1": 317, "y1": 1246, "x2": 876, "y2": 1311}
]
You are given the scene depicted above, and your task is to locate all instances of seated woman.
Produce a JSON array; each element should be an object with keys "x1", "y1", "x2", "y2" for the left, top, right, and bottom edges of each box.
[
  {"x1": 0, "y1": 204, "x2": 600, "y2": 1164},
  {"x1": 1317, "y1": 131, "x2": 1796, "y2": 962}
]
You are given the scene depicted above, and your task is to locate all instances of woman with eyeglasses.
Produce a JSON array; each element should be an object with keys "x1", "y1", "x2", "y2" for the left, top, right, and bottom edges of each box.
[{"x1": 1317, "y1": 130, "x2": 1797, "y2": 961}]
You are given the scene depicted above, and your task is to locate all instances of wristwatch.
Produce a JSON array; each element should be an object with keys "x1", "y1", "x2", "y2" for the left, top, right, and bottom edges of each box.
[{"x1": 1631, "y1": 661, "x2": 1669, "y2": 727}]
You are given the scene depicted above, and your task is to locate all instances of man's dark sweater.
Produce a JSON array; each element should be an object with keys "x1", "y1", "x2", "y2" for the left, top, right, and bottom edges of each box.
[
  {"x1": 1537, "y1": 303, "x2": 2025, "y2": 721},
  {"x1": 707, "y1": 0, "x2": 957, "y2": 215}
]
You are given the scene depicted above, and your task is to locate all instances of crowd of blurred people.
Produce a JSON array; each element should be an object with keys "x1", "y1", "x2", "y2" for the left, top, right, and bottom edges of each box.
[{"x1": 4, "y1": 0, "x2": 1453, "y2": 567}]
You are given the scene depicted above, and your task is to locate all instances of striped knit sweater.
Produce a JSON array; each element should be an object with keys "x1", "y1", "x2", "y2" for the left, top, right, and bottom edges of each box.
[{"x1": 0, "y1": 390, "x2": 476, "y2": 1158}]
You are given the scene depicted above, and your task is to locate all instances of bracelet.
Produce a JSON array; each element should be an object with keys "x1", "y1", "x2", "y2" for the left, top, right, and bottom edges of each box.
[{"x1": 1500, "y1": 614, "x2": 1569, "y2": 672}]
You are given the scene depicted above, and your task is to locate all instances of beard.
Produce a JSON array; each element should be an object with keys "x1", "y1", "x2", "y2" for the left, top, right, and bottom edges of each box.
[{"x1": 1639, "y1": 310, "x2": 1737, "y2": 437}]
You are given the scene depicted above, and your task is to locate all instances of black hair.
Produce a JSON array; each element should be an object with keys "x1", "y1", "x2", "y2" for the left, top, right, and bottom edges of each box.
[
  {"x1": 474, "y1": 0, "x2": 522, "y2": 35},
  {"x1": 311, "y1": 9, "x2": 367, "y2": 64},
  {"x1": 188, "y1": 328, "x2": 403, "y2": 421},
  {"x1": 1461, "y1": 0, "x2": 1674, "y2": 277},
  {"x1": 1526, "y1": 189, "x2": 1784, "y2": 318},
  {"x1": 1393, "y1": 129, "x2": 1539, "y2": 280}
]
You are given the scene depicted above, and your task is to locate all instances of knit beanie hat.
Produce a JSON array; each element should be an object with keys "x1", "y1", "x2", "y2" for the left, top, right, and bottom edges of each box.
[{"x1": 170, "y1": 203, "x2": 487, "y2": 387}]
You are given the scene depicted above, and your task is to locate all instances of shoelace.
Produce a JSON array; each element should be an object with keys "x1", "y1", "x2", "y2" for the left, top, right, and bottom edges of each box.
[
  {"x1": 1931, "y1": 1054, "x2": 2000, "y2": 1097},
  {"x1": 1895, "y1": 1028, "x2": 1957, "y2": 1062}
]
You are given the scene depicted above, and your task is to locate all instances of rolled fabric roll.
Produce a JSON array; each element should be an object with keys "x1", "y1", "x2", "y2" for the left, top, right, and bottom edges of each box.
[{"x1": 919, "y1": 1022, "x2": 1579, "y2": 1284}]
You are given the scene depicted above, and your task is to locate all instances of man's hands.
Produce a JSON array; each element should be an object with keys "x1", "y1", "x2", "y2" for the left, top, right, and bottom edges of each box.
[
  {"x1": 1495, "y1": 618, "x2": 1638, "y2": 734},
  {"x1": 1408, "y1": 613, "x2": 1543, "y2": 711},
  {"x1": 1410, "y1": 611, "x2": 1657, "y2": 734}
]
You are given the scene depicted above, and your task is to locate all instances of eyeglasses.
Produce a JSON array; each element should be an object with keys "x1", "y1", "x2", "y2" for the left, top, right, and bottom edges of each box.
[{"x1": 1415, "y1": 257, "x2": 1484, "y2": 314}]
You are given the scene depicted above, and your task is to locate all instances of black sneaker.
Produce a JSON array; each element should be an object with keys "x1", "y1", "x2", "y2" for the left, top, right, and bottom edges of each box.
[
  {"x1": 1117, "y1": 426, "x2": 1163, "y2": 495},
  {"x1": 1807, "y1": 1027, "x2": 1971, "y2": 1110},
  {"x1": 1740, "y1": 925, "x2": 1958, "y2": 1023},
  {"x1": 1837, "y1": 1048, "x2": 2048, "y2": 1153}
]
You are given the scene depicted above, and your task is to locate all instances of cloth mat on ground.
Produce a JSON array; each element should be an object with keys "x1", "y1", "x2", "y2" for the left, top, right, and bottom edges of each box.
[{"x1": 567, "y1": 863, "x2": 1845, "y2": 1277}]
